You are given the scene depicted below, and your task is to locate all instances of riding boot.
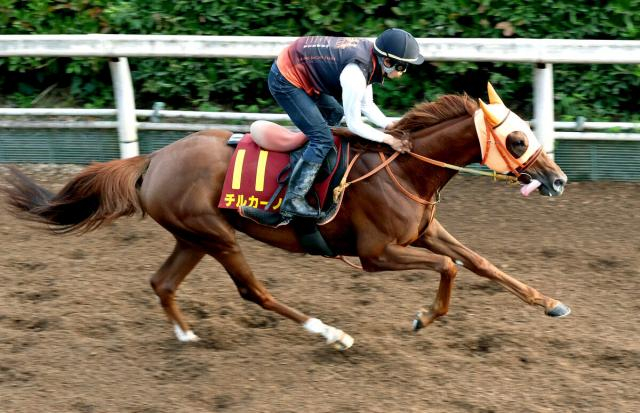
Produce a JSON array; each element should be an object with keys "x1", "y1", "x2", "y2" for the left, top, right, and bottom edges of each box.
[{"x1": 280, "y1": 159, "x2": 322, "y2": 218}]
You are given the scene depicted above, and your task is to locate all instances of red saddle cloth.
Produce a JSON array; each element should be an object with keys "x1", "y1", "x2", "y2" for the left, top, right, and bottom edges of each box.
[{"x1": 218, "y1": 134, "x2": 342, "y2": 213}]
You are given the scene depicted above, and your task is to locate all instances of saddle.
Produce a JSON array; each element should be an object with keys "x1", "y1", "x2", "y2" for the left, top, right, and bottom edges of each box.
[{"x1": 219, "y1": 121, "x2": 350, "y2": 256}]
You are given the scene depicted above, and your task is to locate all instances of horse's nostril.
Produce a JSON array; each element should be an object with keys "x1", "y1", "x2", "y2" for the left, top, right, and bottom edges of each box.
[{"x1": 553, "y1": 178, "x2": 565, "y2": 192}]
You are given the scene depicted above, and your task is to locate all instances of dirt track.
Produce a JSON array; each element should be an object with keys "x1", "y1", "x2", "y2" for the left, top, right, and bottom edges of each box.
[{"x1": 1, "y1": 165, "x2": 639, "y2": 413}]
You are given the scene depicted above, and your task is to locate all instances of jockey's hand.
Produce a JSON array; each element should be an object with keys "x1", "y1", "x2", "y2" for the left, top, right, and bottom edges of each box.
[
  {"x1": 383, "y1": 134, "x2": 411, "y2": 153},
  {"x1": 385, "y1": 120, "x2": 398, "y2": 130}
]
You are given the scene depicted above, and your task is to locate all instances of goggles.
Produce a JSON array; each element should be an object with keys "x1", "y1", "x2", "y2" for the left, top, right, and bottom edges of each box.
[
  {"x1": 393, "y1": 62, "x2": 408, "y2": 72},
  {"x1": 382, "y1": 59, "x2": 408, "y2": 74}
]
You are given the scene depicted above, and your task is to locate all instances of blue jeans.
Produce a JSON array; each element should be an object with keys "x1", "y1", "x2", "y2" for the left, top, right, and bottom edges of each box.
[{"x1": 268, "y1": 62, "x2": 344, "y2": 163}]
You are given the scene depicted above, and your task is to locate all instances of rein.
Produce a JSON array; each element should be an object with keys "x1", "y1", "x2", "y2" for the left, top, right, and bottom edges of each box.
[
  {"x1": 333, "y1": 147, "x2": 517, "y2": 206},
  {"x1": 407, "y1": 150, "x2": 518, "y2": 183}
]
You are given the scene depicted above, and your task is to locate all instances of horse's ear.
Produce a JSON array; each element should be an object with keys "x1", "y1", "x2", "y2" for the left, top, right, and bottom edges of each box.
[
  {"x1": 479, "y1": 98, "x2": 501, "y2": 126},
  {"x1": 487, "y1": 82, "x2": 503, "y2": 105}
]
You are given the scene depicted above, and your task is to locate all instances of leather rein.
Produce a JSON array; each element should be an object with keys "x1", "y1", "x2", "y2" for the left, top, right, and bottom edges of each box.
[{"x1": 334, "y1": 143, "x2": 520, "y2": 207}]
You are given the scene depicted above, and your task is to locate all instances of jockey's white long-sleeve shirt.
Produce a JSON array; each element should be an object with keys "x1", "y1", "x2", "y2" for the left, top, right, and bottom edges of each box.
[{"x1": 339, "y1": 63, "x2": 392, "y2": 143}]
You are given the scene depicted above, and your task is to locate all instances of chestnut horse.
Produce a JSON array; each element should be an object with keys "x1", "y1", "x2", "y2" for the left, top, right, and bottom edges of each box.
[{"x1": 2, "y1": 85, "x2": 570, "y2": 350}]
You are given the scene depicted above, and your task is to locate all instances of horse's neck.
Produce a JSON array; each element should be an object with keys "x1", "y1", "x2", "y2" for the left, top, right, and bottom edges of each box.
[
  {"x1": 405, "y1": 116, "x2": 480, "y2": 192},
  {"x1": 411, "y1": 116, "x2": 479, "y2": 166}
]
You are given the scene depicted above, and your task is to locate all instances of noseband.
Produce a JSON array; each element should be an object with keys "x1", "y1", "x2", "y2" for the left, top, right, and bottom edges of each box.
[{"x1": 481, "y1": 111, "x2": 542, "y2": 180}]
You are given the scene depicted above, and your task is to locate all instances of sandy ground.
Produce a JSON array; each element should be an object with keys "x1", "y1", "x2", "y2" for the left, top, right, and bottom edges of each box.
[{"x1": 1, "y1": 164, "x2": 639, "y2": 413}]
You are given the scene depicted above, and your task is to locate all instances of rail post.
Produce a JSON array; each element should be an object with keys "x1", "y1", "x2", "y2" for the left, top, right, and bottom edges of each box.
[
  {"x1": 109, "y1": 57, "x2": 139, "y2": 158},
  {"x1": 533, "y1": 62, "x2": 555, "y2": 159}
]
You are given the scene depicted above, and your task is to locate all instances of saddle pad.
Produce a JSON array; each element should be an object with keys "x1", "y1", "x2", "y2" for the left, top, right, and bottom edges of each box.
[{"x1": 218, "y1": 134, "x2": 342, "y2": 212}]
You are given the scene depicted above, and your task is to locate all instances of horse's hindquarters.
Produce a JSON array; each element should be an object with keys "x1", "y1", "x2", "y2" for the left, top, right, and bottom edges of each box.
[{"x1": 140, "y1": 131, "x2": 234, "y2": 220}]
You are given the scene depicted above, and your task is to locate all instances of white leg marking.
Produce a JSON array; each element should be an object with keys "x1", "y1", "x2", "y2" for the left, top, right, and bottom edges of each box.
[
  {"x1": 174, "y1": 324, "x2": 200, "y2": 342},
  {"x1": 303, "y1": 318, "x2": 354, "y2": 350}
]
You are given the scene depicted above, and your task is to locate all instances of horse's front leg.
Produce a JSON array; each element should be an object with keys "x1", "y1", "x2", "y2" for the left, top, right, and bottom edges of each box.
[
  {"x1": 413, "y1": 218, "x2": 571, "y2": 323},
  {"x1": 359, "y1": 243, "x2": 458, "y2": 329}
]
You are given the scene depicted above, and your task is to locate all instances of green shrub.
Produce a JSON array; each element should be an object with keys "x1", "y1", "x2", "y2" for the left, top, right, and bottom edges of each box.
[{"x1": 0, "y1": 0, "x2": 638, "y2": 121}]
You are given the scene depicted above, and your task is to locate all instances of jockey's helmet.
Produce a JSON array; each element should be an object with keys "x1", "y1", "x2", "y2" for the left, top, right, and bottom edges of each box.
[{"x1": 374, "y1": 28, "x2": 424, "y2": 65}]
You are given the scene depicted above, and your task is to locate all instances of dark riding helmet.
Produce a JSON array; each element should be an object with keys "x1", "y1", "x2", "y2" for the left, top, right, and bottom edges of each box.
[{"x1": 374, "y1": 28, "x2": 424, "y2": 65}]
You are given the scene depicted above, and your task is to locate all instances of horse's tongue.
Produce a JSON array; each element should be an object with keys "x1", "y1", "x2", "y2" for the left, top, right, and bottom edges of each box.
[{"x1": 520, "y1": 179, "x2": 542, "y2": 197}]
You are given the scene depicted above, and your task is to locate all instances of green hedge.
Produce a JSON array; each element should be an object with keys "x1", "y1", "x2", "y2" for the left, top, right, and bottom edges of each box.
[{"x1": 1, "y1": 0, "x2": 639, "y2": 121}]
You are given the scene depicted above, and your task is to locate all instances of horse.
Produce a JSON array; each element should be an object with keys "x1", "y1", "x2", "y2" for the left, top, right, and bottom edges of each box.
[{"x1": 2, "y1": 84, "x2": 570, "y2": 351}]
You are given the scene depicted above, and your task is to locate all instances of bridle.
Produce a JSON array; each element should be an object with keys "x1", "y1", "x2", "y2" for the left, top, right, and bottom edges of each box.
[
  {"x1": 333, "y1": 113, "x2": 530, "y2": 207},
  {"x1": 480, "y1": 110, "x2": 542, "y2": 183},
  {"x1": 330, "y1": 108, "x2": 544, "y2": 238}
]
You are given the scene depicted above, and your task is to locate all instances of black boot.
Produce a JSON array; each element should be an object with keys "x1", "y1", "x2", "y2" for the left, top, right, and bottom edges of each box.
[{"x1": 280, "y1": 159, "x2": 322, "y2": 218}]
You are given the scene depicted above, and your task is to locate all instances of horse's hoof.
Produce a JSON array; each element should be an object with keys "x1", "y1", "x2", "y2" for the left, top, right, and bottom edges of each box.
[
  {"x1": 413, "y1": 312, "x2": 424, "y2": 331},
  {"x1": 546, "y1": 302, "x2": 571, "y2": 318},
  {"x1": 174, "y1": 324, "x2": 200, "y2": 342},
  {"x1": 332, "y1": 333, "x2": 354, "y2": 351},
  {"x1": 304, "y1": 319, "x2": 354, "y2": 350}
]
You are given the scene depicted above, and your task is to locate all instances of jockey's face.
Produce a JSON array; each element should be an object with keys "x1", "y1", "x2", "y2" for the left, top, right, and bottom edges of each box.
[{"x1": 383, "y1": 58, "x2": 405, "y2": 79}]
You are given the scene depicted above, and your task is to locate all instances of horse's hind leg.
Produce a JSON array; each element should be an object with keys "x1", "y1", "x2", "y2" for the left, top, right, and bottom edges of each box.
[
  {"x1": 207, "y1": 243, "x2": 354, "y2": 350},
  {"x1": 150, "y1": 239, "x2": 205, "y2": 342},
  {"x1": 183, "y1": 213, "x2": 353, "y2": 351}
]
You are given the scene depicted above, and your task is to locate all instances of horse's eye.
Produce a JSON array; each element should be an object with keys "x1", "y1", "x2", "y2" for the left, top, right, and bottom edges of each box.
[{"x1": 506, "y1": 131, "x2": 529, "y2": 158}]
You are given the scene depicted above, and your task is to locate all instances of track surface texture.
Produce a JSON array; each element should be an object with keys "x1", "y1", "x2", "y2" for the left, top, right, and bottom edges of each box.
[{"x1": 1, "y1": 164, "x2": 638, "y2": 413}]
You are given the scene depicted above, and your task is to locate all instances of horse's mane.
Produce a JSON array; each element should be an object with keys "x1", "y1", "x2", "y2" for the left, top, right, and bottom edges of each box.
[
  {"x1": 392, "y1": 93, "x2": 478, "y2": 134},
  {"x1": 334, "y1": 94, "x2": 478, "y2": 152}
]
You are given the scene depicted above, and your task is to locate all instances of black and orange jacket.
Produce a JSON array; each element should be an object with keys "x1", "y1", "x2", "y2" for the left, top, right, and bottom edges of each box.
[{"x1": 276, "y1": 36, "x2": 384, "y2": 98}]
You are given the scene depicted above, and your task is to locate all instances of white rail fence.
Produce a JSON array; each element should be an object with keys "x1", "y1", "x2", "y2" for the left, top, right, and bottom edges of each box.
[{"x1": 1, "y1": 35, "x2": 640, "y2": 158}]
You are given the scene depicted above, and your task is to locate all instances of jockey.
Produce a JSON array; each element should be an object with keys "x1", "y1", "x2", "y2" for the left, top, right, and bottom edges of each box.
[{"x1": 271, "y1": 28, "x2": 424, "y2": 219}]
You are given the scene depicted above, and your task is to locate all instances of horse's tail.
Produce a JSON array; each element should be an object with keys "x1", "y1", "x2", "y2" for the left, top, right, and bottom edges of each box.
[{"x1": 3, "y1": 155, "x2": 151, "y2": 234}]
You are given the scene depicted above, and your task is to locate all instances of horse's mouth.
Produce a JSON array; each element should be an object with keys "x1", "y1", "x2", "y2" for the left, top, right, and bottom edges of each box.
[
  {"x1": 520, "y1": 176, "x2": 566, "y2": 197},
  {"x1": 513, "y1": 170, "x2": 567, "y2": 197},
  {"x1": 520, "y1": 179, "x2": 542, "y2": 197},
  {"x1": 538, "y1": 183, "x2": 559, "y2": 197}
]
